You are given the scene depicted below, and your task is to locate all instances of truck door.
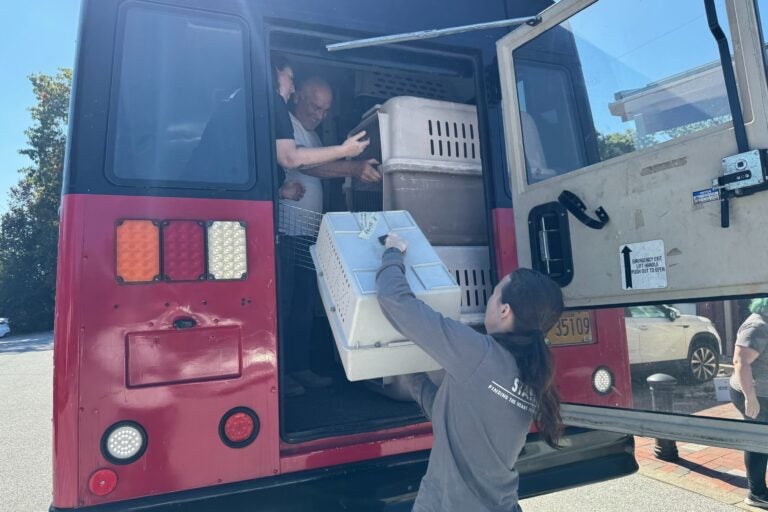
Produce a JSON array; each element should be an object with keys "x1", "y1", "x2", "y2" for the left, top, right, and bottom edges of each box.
[
  {"x1": 496, "y1": 0, "x2": 768, "y2": 308},
  {"x1": 495, "y1": 0, "x2": 768, "y2": 454}
]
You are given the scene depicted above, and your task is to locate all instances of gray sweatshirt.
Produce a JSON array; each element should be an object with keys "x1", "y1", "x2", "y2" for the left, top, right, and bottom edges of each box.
[{"x1": 377, "y1": 248, "x2": 535, "y2": 512}]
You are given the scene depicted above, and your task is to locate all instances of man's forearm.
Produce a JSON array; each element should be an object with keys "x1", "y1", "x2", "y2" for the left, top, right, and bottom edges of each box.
[{"x1": 297, "y1": 159, "x2": 358, "y2": 178}]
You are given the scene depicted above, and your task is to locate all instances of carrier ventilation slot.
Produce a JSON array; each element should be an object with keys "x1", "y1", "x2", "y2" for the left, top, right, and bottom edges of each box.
[{"x1": 428, "y1": 120, "x2": 478, "y2": 161}]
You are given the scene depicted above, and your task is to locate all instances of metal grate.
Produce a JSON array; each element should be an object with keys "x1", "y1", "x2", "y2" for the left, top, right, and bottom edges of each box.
[
  {"x1": 427, "y1": 119, "x2": 478, "y2": 161},
  {"x1": 356, "y1": 70, "x2": 453, "y2": 101},
  {"x1": 278, "y1": 201, "x2": 323, "y2": 271}
]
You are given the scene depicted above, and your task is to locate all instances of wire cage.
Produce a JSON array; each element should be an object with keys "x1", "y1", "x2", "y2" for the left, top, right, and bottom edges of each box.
[{"x1": 277, "y1": 201, "x2": 324, "y2": 271}]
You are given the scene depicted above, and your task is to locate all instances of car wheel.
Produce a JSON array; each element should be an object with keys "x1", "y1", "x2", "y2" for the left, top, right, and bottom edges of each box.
[{"x1": 688, "y1": 339, "x2": 719, "y2": 383}]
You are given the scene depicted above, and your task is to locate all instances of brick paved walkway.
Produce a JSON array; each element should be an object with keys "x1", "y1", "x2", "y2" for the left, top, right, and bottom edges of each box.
[{"x1": 635, "y1": 403, "x2": 765, "y2": 510}]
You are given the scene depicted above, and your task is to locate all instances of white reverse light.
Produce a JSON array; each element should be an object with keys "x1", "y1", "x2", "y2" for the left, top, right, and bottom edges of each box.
[
  {"x1": 592, "y1": 367, "x2": 614, "y2": 395},
  {"x1": 105, "y1": 423, "x2": 145, "y2": 462},
  {"x1": 207, "y1": 221, "x2": 247, "y2": 280}
]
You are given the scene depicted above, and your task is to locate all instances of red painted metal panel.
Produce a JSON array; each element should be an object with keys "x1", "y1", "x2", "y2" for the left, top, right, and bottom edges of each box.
[
  {"x1": 53, "y1": 196, "x2": 85, "y2": 508},
  {"x1": 162, "y1": 220, "x2": 205, "y2": 281},
  {"x1": 53, "y1": 194, "x2": 280, "y2": 508},
  {"x1": 492, "y1": 208, "x2": 518, "y2": 277},
  {"x1": 126, "y1": 325, "x2": 242, "y2": 387},
  {"x1": 279, "y1": 423, "x2": 433, "y2": 473}
]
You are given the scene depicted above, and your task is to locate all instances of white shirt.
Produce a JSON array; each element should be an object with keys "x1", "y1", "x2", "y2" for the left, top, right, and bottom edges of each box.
[
  {"x1": 283, "y1": 113, "x2": 323, "y2": 214},
  {"x1": 279, "y1": 113, "x2": 324, "y2": 237}
]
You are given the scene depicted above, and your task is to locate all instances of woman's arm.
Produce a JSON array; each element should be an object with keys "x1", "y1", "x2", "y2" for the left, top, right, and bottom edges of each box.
[
  {"x1": 376, "y1": 247, "x2": 490, "y2": 382},
  {"x1": 276, "y1": 131, "x2": 369, "y2": 170},
  {"x1": 733, "y1": 345, "x2": 761, "y2": 418}
]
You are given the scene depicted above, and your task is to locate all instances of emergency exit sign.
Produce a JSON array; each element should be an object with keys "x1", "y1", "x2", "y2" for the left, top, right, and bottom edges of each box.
[{"x1": 619, "y1": 240, "x2": 668, "y2": 291}]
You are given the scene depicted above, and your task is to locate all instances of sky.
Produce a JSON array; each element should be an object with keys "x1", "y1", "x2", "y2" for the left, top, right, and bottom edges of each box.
[{"x1": 0, "y1": 1, "x2": 80, "y2": 215}]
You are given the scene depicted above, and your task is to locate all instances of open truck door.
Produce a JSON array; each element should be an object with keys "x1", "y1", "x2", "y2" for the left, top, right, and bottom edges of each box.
[
  {"x1": 492, "y1": 0, "x2": 768, "y2": 456},
  {"x1": 496, "y1": 0, "x2": 768, "y2": 308}
]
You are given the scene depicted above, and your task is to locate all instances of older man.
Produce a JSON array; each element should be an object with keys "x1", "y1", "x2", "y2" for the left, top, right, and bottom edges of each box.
[
  {"x1": 282, "y1": 76, "x2": 380, "y2": 215},
  {"x1": 280, "y1": 76, "x2": 381, "y2": 397}
]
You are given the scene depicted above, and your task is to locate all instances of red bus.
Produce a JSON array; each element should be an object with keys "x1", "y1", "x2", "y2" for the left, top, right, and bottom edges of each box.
[{"x1": 52, "y1": 0, "x2": 635, "y2": 509}]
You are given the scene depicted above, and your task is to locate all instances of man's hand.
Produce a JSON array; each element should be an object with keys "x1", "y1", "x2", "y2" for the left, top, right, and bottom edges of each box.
[
  {"x1": 341, "y1": 131, "x2": 370, "y2": 158},
  {"x1": 384, "y1": 231, "x2": 408, "y2": 253},
  {"x1": 353, "y1": 159, "x2": 382, "y2": 183},
  {"x1": 279, "y1": 181, "x2": 305, "y2": 201}
]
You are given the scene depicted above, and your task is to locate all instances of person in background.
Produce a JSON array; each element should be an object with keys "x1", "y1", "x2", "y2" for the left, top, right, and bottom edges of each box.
[
  {"x1": 376, "y1": 232, "x2": 563, "y2": 512},
  {"x1": 730, "y1": 298, "x2": 768, "y2": 509}
]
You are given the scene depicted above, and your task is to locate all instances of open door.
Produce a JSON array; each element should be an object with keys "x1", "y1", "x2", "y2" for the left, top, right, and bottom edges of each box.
[{"x1": 496, "y1": 0, "x2": 768, "y2": 308}]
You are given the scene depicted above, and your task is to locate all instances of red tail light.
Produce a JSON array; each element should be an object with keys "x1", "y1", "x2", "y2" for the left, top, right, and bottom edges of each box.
[
  {"x1": 88, "y1": 469, "x2": 118, "y2": 496},
  {"x1": 219, "y1": 407, "x2": 260, "y2": 448}
]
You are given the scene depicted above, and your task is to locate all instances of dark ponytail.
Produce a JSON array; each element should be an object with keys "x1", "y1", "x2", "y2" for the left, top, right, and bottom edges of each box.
[{"x1": 494, "y1": 269, "x2": 564, "y2": 448}]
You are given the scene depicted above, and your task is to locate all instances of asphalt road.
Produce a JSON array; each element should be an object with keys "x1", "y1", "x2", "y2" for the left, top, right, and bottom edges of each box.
[
  {"x1": 0, "y1": 332, "x2": 53, "y2": 512},
  {"x1": 0, "y1": 331, "x2": 745, "y2": 512}
]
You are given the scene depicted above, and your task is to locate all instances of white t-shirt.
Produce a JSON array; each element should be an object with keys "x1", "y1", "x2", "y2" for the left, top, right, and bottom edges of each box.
[
  {"x1": 283, "y1": 113, "x2": 323, "y2": 214},
  {"x1": 279, "y1": 113, "x2": 324, "y2": 237}
]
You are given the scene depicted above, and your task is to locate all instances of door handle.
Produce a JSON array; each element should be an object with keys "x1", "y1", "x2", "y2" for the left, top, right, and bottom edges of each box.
[
  {"x1": 558, "y1": 190, "x2": 609, "y2": 230},
  {"x1": 638, "y1": 326, "x2": 649, "y2": 331},
  {"x1": 173, "y1": 317, "x2": 197, "y2": 329}
]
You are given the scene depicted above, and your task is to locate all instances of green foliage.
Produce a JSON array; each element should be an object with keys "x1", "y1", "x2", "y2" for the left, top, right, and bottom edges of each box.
[
  {"x1": 0, "y1": 69, "x2": 71, "y2": 333},
  {"x1": 597, "y1": 130, "x2": 636, "y2": 160}
]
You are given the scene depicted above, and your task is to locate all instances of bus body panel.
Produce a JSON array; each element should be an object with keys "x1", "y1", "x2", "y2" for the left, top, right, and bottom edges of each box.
[{"x1": 54, "y1": 195, "x2": 281, "y2": 508}]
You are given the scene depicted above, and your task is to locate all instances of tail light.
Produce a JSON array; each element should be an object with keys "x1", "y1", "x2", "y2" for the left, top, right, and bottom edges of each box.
[
  {"x1": 592, "y1": 366, "x2": 615, "y2": 395},
  {"x1": 101, "y1": 421, "x2": 147, "y2": 465},
  {"x1": 219, "y1": 407, "x2": 259, "y2": 448},
  {"x1": 88, "y1": 469, "x2": 118, "y2": 496}
]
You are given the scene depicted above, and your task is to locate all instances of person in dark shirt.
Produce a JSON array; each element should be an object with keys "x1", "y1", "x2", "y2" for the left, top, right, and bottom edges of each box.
[{"x1": 377, "y1": 232, "x2": 564, "y2": 512}]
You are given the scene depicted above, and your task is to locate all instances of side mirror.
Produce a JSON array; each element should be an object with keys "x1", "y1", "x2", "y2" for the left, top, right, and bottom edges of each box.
[{"x1": 666, "y1": 308, "x2": 679, "y2": 321}]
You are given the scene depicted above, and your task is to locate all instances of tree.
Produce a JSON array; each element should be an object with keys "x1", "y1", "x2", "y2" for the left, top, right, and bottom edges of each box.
[
  {"x1": 597, "y1": 130, "x2": 636, "y2": 160},
  {"x1": 0, "y1": 69, "x2": 71, "y2": 333}
]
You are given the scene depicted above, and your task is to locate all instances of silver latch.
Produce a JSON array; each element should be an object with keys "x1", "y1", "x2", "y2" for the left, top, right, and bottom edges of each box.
[{"x1": 714, "y1": 150, "x2": 767, "y2": 191}]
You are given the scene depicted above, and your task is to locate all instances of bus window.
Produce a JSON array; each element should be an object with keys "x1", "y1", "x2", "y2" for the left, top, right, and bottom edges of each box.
[
  {"x1": 512, "y1": 0, "x2": 733, "y2": 184},
  {"x1": 516, "y1": 61, "x2": 586, "y2": 183},
  {"x1": 107, "y1": 5, "x2": 255, "y2": 188}
]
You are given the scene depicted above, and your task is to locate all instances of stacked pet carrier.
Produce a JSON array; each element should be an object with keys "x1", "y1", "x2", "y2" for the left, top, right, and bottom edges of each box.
[{"x1": 346, "y1": 96, "x2": 492, "y2": 325}]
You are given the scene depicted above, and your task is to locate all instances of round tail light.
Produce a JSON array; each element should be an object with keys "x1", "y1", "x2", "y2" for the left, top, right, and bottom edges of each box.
[
  {"x1": 89, "y1": 468, "x2": 118, "y2": 496},
  {"x1": 592, "y1": 366, "x2": 615, "y2": 395},
  {"x1": 101, "y1": 421, "x2": 147, "y2": 465},
  {"x1": 220, "y1": 407, "x2": 259, "y2": 448}
]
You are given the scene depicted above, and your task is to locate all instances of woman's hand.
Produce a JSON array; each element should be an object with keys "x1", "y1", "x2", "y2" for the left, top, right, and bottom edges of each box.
[
  {"x1": 745, "y1": 393, "x2": 761, "y2": 419},
  {"x1": 384, "y1": 231, "x2": 408, "y2": 253},
  {"x1": 279, "y1": 181, "x2": 305, "y2": 201},
  {"x1": 341, "y1": 131, "x2": 370, "y2": 158}
]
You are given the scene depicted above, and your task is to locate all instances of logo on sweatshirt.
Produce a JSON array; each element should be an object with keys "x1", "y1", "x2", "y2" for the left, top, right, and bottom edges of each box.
[{"x1": 488, "y1": 379, "x2": 537, "y2": 414}]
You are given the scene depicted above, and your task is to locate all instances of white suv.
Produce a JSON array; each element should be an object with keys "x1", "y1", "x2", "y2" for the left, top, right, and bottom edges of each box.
[
  {"x1": 0, "y1": 318, "x2": 9, "y2": 338},
  {"x1": 624, "y1": 305, "x2": 721, "y2": 383}
]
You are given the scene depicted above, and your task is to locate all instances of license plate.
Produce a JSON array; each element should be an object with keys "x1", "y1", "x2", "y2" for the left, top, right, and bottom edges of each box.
[{"x1": 546, "y1": 311, "x2": 593, "y2": 346}]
